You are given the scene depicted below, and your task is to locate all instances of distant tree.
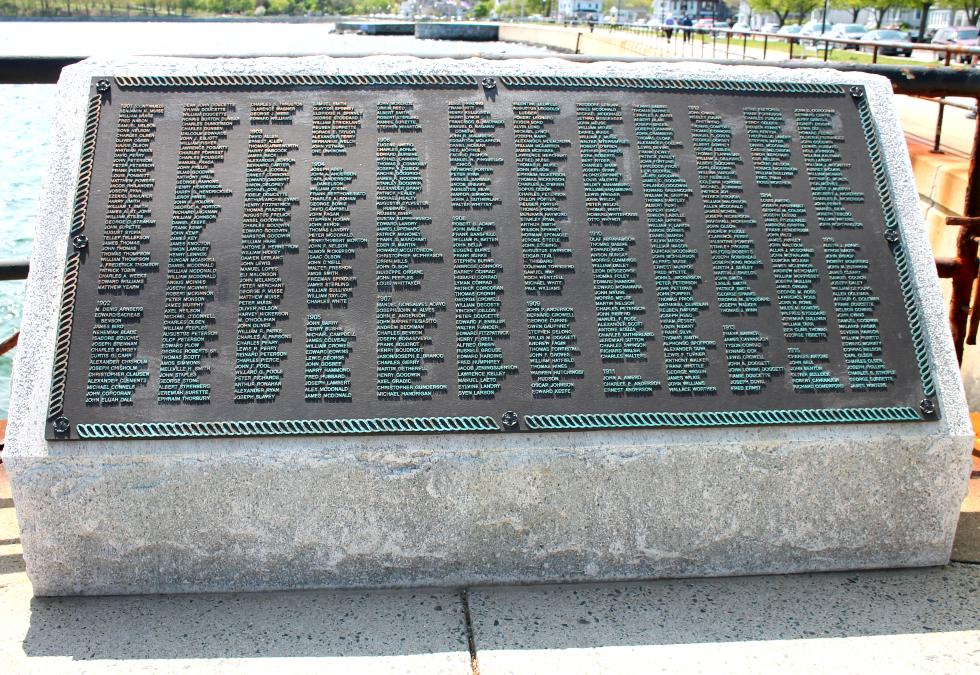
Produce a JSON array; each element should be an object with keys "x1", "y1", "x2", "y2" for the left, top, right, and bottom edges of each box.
[
  {"x1": 747, "y1": 0, "x2": 794, "y2": 26},
  {"x1": 751, "y1": 0, "x2": 819, "y2": 26},
  {"x1": 754, "y1": 0, "x2": 820, "y2": 24},
  {"x1": 915, "y1": 1, "x2": 932, "y2": 39},
  {"x1": 267, "y1": 0, "x2": 296, "y2": 13},
  {"x1": 473, "y1": 0, "x2": 492, "y2": 18},
  {"x1": 842, "y1": 0, "x2": 915, "y2": 28},
  {"x1": 940, "y1": 0, "x2": 980, "y2": 24},
  {"x1": 791, "y1": 0, "x2": 820, "y2": 21},
  {"x1": 832, "y1": 0, "x2": 866, "y2": 22}
]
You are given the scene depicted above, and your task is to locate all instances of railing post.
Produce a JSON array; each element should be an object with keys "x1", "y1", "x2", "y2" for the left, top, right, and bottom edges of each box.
[
  {"x1": 823, "y1": 38, "x2": 830, "y2": 62},
  {"x1": 873, "y1": 45, "x2": 879, "y2": 64},
  {"x1": 934, "y1": 98, "x2": 946, "y2": 153},
  {"x1": 763, "y1": 34, "x2": 768, "y2": 60},
  {"x1": 789, "y1": 37, "x2": 795, "y2": 60},
  {"x1": 948, "y1": 107, "x2": 980, "y2": 360}
]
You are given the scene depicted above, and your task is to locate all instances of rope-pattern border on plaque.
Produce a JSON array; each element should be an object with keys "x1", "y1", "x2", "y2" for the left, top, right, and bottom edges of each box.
[
  {"x1": 498, "y1": 76, "x2": 846, "y2": 95},
  {"x1": 114, "y1": 74, "x2": 479, "y2": 89},
  {"x1": 47, "y1": 93, "x2": 101, "y2": 422},
  {"x1": 855, "y1": 91, "x2": 935, "y2": 401},
  {"x1": 524, "y1": 407, "x2": 921, "y2": 430},
  {"x1": 75, "y1": 415, "x2": 500, "y2": 438}
]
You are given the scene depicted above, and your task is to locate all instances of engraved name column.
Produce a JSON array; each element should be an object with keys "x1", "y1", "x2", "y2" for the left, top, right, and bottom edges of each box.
[
  {"x1": 305, "y1": 102, "x2": 364, "y2": 402},
  {"x1": 86, "y1": 104, "x2": 163, "y2": 405},
  {"x1": 634, "y1": 105, "x2": 715, "y2": 394},
  {"x1": 234, "y1": 103, "x2": 301, "y2": 402},
  {"x1": 375, "y1": 103, "x2": 447, "y2": 400},
  {"x1": 744, "y1": 107, "x2": 842, "y2": 392},
  {"x1": 514, "y1": 102, "x2": 582, "y2": 397},
  {"x1": 689, "y1": 105, "x2": 781, "y2": 394},
  {"x1": 576, "y1": 102, "x2": 657, "y2": 396},
  {"x1": 449, "y1": 102, "x2": 516, "y2": 398},
  {"x1": 797, "y1": 107, "x2": 895, "y2": 391},
  {"x1": 158, "y1": 104, "x2": 237, "y2": 404}
]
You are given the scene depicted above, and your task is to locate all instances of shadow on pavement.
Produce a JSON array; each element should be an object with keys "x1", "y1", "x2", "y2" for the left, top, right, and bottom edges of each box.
[
  {"x1": 468, "y1": 564, "x2": 980, "y2": 651},
  {"x1": 22, "y1": 587, "x2": 471, "y2": 660},
  {"x1": 953, "y1": 511, "x2": 980, "y2": 563}
]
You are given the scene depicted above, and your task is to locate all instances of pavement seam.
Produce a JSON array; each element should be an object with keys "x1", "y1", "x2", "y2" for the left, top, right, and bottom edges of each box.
[{"x1": 459, "y1": 588, "x2": 481, "y2": 675}]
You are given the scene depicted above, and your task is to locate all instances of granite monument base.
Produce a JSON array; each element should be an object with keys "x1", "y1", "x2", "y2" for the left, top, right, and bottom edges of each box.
[{"x1": 5, "y1": 56, "x2": 973, "y2": 595}]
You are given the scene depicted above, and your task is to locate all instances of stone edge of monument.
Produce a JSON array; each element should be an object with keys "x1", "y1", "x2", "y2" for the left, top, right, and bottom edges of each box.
[{"x1": 4, "y1": 56, "x2": 973, "y2": 596}]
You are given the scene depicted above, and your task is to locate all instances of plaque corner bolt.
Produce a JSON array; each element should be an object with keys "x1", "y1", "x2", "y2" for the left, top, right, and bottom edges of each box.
[
  {"x1": 501, "y1": 410, "x2": 519, "y2": 429},
  {"x1": 885, "y1": 229, "x2": 900, "y2": 244},
  {"x1": 919, "y1": 398, "x2": 936, "y2": 415},
  {"x1": 72, "y1": 234, "x2": 89, "y2": 251},
  {"x1": 849, "y1": 86, "x2": 864, "y2": 99},
  {"x1": 53, "y1": 416, "x2": 70, "y2": 435},
  {"x1": 482, "y1": 77, "x2": 497, "y2": 91},
  {"x1": 96, "y1": 79, "x2": 111, "y2": 95}
]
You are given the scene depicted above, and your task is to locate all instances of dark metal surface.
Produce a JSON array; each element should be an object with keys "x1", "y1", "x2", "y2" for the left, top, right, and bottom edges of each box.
[
  {"x1": 47, "y1": 76, "x2": 932, "y2": 439},
  {"x1": 0, "y1": 260, "x2": 30, "y2": 281}
]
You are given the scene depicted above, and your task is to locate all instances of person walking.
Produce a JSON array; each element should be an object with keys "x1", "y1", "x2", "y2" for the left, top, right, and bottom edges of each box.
[
  {"x1": 664, "y1": 15, "x2": 675, "y2": 42},
  {"x1": 680, "y1": 14, "x2": 693, "y2": 42}
]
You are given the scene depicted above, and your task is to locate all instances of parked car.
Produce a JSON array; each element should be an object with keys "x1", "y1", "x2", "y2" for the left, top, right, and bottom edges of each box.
[
  {"x1": 799, "y1": 20, "x2": 831, "y2": 36},
  {"x1": 859, "y1": 29, "x2": 913, "y2": 57},
  {"x1": 731, "y1": 22, "x2": 751, "y2": 34},
  {"x1": 776, "y1": 24, "x2": 802, "y2": 42},
  {"x1": 799, "y1": 20, "x2": 832, "y2": 45},
  {"x1": 760, "y1": 22, "x2": 781, "y2": 34},
  {"x1": 693, "y1": 18, "x2": 715, "y2": 30},
  {"x1": 931, "y1": 25, "x2": 979, "y2": 63},
  {"x1": 828, "y1": 23, "x2": 868, "y2": 48}
]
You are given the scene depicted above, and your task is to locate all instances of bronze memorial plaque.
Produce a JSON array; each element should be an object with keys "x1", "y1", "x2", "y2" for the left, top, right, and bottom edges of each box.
[{"x1": 47, "y1": 75, "x2": 937, "y2": 440}]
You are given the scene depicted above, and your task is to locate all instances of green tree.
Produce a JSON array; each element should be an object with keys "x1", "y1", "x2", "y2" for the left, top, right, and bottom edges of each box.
[
  {"x1": 266, "y1": 0, "x2": 296, "y2": 13},
  {"x1": 473, "y1": 0, "x2": 492, "y2": 18},
  {"x1": 746, "y1": 0, "x2": 794, "y2": 26},
  {"x1": 747, "y1": 0, "x2": 821, "y2": 26}
]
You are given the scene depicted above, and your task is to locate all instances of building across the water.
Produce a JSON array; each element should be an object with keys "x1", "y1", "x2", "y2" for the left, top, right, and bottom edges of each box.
[
  {"x1": 399, "y1": 0, "x2": 470, "y2": 19},
  {"x1": 557, "y1": 0, "x2": 602, "y2": 20}
]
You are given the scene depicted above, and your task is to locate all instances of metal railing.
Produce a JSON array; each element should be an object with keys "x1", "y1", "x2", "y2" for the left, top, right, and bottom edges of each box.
[
  {"x1": 541, "y1": 19, "x2": 980, "y2": 65},
  {"x1": 0, "y1": 52, "x2": 978, "y2": 362}
]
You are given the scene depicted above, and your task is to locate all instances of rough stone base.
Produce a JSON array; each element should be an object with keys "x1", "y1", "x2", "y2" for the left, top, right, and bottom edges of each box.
[
  {"x1": 8, "y1": 432, "x2": 971, "y2": 596},
  {"x1": 6, "y1": 56, "x2": 974, "y2": 595}
]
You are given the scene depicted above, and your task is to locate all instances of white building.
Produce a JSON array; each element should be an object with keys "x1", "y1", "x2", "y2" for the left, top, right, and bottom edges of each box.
[{"x1": 558, "y1": 0, "x2": 602, "y2": 18}]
